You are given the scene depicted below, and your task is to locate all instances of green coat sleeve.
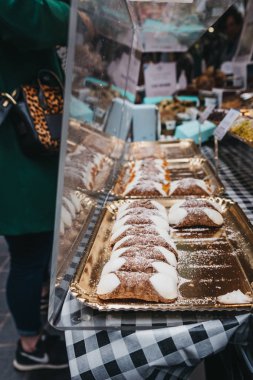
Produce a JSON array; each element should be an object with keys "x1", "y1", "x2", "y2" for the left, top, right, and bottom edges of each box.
[{"x1": 0, "y1": 0, "x2": 70, "y2": 49}]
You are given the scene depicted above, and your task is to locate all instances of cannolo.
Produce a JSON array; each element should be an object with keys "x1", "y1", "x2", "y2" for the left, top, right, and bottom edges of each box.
[
  {"x1": 97, "y1": 271, "x2": 178, "y2": 303},
  {"x1": 168, "y1": 207, "x2": 224, "y2": 228},
  {"x1": 169, "y1": 178, "x2": 211, "y2": 196}
]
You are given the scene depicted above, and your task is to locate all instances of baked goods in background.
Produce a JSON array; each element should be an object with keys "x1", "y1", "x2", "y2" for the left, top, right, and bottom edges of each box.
[
  {"x1": 158, "y1": 98, "x2": 196, "y2": 123},
  {"x1": 60, "y1": 191, "x2": 82, "y2": 235},
  {"x1": 189, "y1": 67, "x2": 226, "y2": 91},
  {"x1": 119, "y1": 159, "x2": 170, "y2": 197},
  {"x1": 230, "y1": 117, "x2": 253, "y2": 144},
  {"x1": 64, "y1": 144, "x2": 112, "y2": 191},
  {"x1": 97, "y1": 200, "x2": 179, "y2": 303}
]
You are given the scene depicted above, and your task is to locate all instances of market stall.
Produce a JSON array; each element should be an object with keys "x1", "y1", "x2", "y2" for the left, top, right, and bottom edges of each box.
[{"x1": 49, "y1": 0, "x2": 253, "y2": 378}]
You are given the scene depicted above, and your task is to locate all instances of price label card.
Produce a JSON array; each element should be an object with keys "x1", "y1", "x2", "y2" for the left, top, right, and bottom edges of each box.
[
  {"x1": 107, "y1": 52, "x2": 141, "y2": 97},
  {"x1": 199, "y1": 104, "x2": 215, "y2": 123},
  {"x1": 214, "y1": 109, "x2": 240, "y2": 141},
  {"x1": 144, "y1": 62, "x2": 177, "y2": 98}
]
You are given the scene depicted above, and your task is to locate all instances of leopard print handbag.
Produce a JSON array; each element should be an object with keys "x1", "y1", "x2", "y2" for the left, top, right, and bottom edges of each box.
[{"x1": 1, "y1": 70, "x2": 64, "y2": 157}]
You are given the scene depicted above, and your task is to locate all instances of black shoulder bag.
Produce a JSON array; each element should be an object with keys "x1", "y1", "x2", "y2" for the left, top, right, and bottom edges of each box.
[{"x1": 0, "y1": 70, "x2": 64, "y2": 157}]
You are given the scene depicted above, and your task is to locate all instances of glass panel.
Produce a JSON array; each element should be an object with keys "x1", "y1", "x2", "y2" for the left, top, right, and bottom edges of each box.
[
  {"x1": 49, "y1": 0, "x2": 134, "y2": 326},
  {"x1": 128, "y1": 0, "x2": 235, "y2": 52}
]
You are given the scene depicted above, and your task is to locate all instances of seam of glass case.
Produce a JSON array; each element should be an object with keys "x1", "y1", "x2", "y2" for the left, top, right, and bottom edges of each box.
[{"x1": 49, "y1": 0, "x2": 79, "y2": 326}]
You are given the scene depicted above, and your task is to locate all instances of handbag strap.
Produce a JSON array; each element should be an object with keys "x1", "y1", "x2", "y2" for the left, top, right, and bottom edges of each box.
[{"x1": 0, "y1": 89, "x2": 19, "y2": 126}]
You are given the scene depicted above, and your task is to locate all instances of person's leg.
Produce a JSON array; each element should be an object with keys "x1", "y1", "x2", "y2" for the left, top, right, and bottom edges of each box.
[{"x1": 5, "y1": 232, "x2": 53, "y2": 352}]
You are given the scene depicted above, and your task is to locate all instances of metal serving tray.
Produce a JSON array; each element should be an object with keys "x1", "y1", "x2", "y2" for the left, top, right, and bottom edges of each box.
[
  {"x1": 125, "y1": 139, "x2": 201, "y2": 160},
  {"x1": 71, "y1": 197, "x2": 253, "y2": 312},
  {"x1": 112, "y1": 157, "x2": 224, "y2": 198}
]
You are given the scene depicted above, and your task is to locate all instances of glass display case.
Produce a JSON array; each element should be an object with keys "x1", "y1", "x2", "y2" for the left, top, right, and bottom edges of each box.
[{"x1": 49, "y1": 0, "x2": 253, "y2": 331}]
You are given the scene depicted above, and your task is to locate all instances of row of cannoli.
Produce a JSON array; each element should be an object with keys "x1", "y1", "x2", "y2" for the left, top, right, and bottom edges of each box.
[
  {"x1": 97, "y1": 200, "x2": 179, "y2": 303},
  {"x1": 60, "y1": 191, "x2": 82, "y2": 235},
  {"x1": 119, "y1": 158, "x2": 211, "y2": 197}
]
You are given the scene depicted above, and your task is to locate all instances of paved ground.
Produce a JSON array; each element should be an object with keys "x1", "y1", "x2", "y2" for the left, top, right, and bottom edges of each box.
[{"x1": 0, "y1": 237, "x2": 71, "y2": 380}]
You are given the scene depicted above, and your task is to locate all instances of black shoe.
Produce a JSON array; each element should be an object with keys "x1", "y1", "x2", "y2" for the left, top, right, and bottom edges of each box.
[{"x1": 13, "y1": 334, "x2": 69, "y2": 371}]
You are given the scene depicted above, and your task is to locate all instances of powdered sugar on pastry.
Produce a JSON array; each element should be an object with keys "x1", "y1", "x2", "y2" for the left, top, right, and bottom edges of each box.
[
  {"x1": 116, "y1": 207, "x2": 168, "y2": 222},
  {"x1": 170, "y1": 199, "x2": 223, "y2": 213},
  {"x1": 217, "y1": 290, "x2": 252, "y2": 304},
  {"x1": 110, "y1": 224, "x2": 169, "y2": 245},
  {"x1": 149, "y1": 273, "x2": 178, "y2": 300},
  {"x1": 113, "y1": 235, "x2": 135, "y2": 251},
  {"x1": 110, "y1": 247, "x2": 129, "y2": 259},
  {"x1": 169, "y1": 178, "x2": 210, "y2": 196}
]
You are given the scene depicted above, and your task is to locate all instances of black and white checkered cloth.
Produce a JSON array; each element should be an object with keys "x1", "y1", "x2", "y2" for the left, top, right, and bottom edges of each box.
[{"x1": 63, "y1": 138, "x2": 253, "y2": 380}]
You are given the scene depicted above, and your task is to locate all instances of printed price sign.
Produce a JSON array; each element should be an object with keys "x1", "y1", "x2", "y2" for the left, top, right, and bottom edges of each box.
[
  {"x1": 199, "y1": 104, "x2": 215, "y2": 124},
  {"x1": 144, "y1": 62, "x2": 177, "y2": 98},
  {"x1": 214, "y1": 109, "x2": 240, "y2": 141},
  {"x1": 107, "y1": 53, "x2": 141, "y2": 97}
]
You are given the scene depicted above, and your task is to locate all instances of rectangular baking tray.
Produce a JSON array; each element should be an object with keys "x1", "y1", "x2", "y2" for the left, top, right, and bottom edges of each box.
[
  {"x1": 71, "y1": 197, "x2": 253, "y2": 312},
  {"x1": 125, "y1": 139, "x2": 201, "y2": 160},
  {"x1": 112, "y1": 157, "x2": 224, "y2": 198}
]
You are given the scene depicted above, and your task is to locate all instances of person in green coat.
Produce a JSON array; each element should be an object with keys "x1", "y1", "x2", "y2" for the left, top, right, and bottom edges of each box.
[{"x1": 0, "y1": 0, "x2": 70, "y2": 371}]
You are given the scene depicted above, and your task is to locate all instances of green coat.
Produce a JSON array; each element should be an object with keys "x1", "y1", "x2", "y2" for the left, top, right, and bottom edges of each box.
[{"x1": 0, "y1": 1, "x2": 70, "y2": 235}]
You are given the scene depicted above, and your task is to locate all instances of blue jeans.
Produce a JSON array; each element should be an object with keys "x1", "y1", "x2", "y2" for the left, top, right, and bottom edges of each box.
[{"x1": 5, "y1": 232, "x2": 53, "y2": 336}]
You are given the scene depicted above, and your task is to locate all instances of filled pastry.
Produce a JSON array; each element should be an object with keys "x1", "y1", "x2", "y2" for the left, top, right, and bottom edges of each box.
[
  {"x1": 110, "y1": 224, "x2": 169, "y2": 245},
  {"x1": 170, "y1": 199, "x2": 222, "y2": 212},
  {"x1": 97, "y1": 272, "x2": 178, "y2": 303},
  {"x1": 168, "y1": 206, "x2": 224, "y2": 228},
  {"x1": 112, "y1": 234, "x2": 178, "y2": 254},
  {"x1": 169, "y1": 178, "x2": 211, "y2": 196},
  {"x1": 101, "y1": 257, "x2": 178, "y2": 281},
  {"x1": 60, "y1": 191, "x2": 82, "y2": 234},
  {"x1": 111, "y1": 246, "x2": 177, "y2": 267},
  {"x1": 117, "y1": 200, "x2": 167, "y2": 216},
  {"x1": 119, "y1": 158, "x2": 170, "y2": 196}
]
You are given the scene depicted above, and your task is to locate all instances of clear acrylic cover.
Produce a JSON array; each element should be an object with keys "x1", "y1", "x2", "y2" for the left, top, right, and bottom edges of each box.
[{"x1": 49, "y1": 0, "x2": 239, "y2": 330}]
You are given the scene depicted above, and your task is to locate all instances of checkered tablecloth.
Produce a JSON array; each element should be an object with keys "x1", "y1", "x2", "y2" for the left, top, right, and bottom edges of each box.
[{"x1": 63, "y1": 138, "x2": 253, "y2": 380}]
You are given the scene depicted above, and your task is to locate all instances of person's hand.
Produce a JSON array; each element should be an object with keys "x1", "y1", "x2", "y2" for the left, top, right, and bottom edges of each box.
[{"x1": 78, "y1": 11, "x2": 95, "y2": 39}]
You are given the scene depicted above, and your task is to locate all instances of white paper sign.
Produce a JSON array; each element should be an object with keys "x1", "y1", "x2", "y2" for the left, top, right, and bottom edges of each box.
[
  {"x1": 214, "y1": 109, "x2": 240, "y2": 141},
  {"x1": 144, "y1": 62, "x2": 177, "y2": 98},
  {"x1": 107, "y1": 53, "x2": 141, "y2": 96},
  {"x1": 199, "y1": 104, "x2": 215, "y2": 124}
]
